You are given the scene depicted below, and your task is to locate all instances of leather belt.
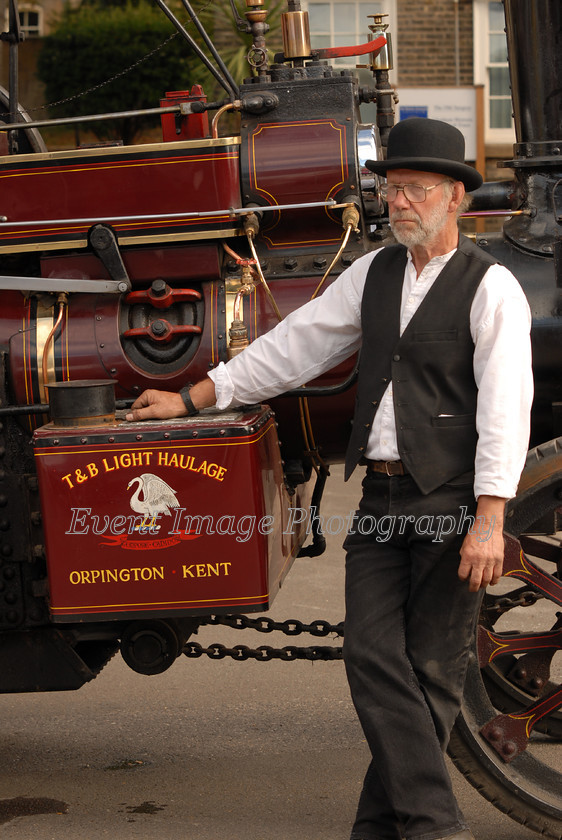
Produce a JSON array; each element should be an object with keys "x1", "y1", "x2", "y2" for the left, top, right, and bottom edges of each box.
[{"x1": 366, "y1": 459, "x2": 407, "y2": 476}]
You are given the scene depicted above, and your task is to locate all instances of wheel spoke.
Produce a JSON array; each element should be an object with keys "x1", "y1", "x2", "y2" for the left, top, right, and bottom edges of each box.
[
  {"x1": 479, "y1": 684, "x2": 562, "y2": 762},
  {"x1": 478, "y1": 624, "x2": 562, "y2": 665},
  {"x1": 520, "y1": 533, "x2": 562, "y2": 565},
  {"x1": 503, "y1": 534, "x2": 562, "y2": 606}
]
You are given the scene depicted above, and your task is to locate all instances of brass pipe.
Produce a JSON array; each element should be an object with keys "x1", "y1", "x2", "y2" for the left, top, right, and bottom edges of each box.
[
  {"x1": 311, "y1": 205, "x2": 359, "y2": 299},
  {"x1": 41, "y1": 293, "x2": 67, "y2": 400},
  {"x1": 298, "y1": 210, "x2": 360, "y2": 472},
  {"x1": 222, "y1": 241, "x2": 246, "y2": 263},
  {"x1": 246, "y1": 229, "x2": 283, "y2": 322},
  {"x1": 211, "y1": 101, "x2": 240, "y2": 138},
  {"x1": 311, "y1": 224, "x2": 353, "y2": 300}
]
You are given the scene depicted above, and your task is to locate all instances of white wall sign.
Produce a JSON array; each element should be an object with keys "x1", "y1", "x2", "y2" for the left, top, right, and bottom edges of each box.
[{"x1": 396, "y1": 88, "x2": 477, "y2": 161}]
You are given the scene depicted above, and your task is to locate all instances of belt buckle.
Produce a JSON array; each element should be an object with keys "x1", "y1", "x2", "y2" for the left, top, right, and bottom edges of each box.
[{"x1": 385, "y1": 461, "x2": 393, "y2": 476}]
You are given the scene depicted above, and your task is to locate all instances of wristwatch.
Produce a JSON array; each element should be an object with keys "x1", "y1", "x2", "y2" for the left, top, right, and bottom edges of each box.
[{"x1": 179, "y1": 385, "x2": 199, "y2": 416}]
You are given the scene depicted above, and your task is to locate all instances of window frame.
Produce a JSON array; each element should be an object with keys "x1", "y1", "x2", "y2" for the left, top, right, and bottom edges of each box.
[
  {"x1": 3, "y1": 3, "x2": 43, "y2": 37},
  {"x1": 302, "y1": 0, "x2": 397, "y2": 78},
  {"x1": 473, "y1": 0, "x2": 515, "y2": 145}
]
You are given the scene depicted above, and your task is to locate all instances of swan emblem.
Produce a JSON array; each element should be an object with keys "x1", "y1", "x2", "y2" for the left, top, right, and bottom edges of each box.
[{"x1": 127, "y1": 473, "x2": 180, "y2": 530}]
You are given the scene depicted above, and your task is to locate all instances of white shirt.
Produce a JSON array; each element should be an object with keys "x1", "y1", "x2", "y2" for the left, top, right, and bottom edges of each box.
[{"x1": 209, "y1": 247, "x2": 533, "y2": 499}]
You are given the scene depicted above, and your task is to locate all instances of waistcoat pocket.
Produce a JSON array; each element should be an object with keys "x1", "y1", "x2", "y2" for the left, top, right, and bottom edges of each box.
[{"x1": 413, "y1": 329, "x2": 457, "y2": 342}]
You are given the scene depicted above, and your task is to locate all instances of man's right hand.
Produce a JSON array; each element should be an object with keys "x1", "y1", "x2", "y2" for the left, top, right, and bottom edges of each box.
[
  {"x1": 125, "y1": 378, "x2": 218, "y2": 422},
  {"x1": 125, "y1": 389, "x2": 187, "y2": 422}
]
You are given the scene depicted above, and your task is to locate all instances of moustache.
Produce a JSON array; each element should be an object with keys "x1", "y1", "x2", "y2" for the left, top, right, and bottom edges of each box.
[{"x1": 390, "y1": 211, "x2": 420, "y2": 224}]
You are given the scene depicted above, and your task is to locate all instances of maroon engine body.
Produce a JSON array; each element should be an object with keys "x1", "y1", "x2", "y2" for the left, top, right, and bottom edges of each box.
[
  {"x1": 0, "y1": 10, "x2": 379, "y2": 690},
  {"x1": 1, "y1": 2, "x2": 562, "y2": 835}
]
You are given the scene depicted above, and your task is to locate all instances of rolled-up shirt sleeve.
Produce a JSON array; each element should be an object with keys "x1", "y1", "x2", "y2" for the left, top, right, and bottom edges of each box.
[
  {"x1": 208, "y1": 250, "x2": 377, "y2": 409},
  {"x1": 472, "y1": 264, "x2": 533, "y2": 500}
]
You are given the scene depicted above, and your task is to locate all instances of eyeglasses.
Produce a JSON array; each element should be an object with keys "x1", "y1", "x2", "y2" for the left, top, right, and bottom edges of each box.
[{"x1": 379, "y1": 181, "x2": 450, "y2": 203}]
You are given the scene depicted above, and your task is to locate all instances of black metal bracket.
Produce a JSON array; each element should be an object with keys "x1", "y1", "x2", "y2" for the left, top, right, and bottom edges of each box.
[{"x1": 88, "y1": 224, "x2": 131, "y2": 288}]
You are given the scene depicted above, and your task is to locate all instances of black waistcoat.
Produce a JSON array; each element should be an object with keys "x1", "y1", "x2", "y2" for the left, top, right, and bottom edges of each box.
[{"x1": 344, "y1": 235, "x2": 497, "y2": 494}]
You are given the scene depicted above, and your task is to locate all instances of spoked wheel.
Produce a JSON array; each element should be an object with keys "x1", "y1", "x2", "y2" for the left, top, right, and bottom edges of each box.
[{"x1": 449, "y1": 438, "x2": 562, "y2": 839}]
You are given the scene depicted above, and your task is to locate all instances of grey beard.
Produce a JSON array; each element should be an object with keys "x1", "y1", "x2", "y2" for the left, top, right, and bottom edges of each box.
[{"x1": 390, "y1": 197, "x2": 450, "y2": 249}]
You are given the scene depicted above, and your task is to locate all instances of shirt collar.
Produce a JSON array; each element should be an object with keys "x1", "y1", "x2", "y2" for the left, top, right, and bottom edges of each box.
[{"x1": 406, "y1": 246, "x2": 458, "y2": 268}]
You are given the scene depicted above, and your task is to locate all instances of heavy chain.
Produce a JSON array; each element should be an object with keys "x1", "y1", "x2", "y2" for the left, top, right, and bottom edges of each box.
[
  {"x1": 183, "y1": 642, "x2": 342, "y2": 661},
  {"x1": 201, "y1": 614, "x2": 344, "y2": 636},
  {"x1": 485, "y1": 589, "x2": 544, "y2": 616},
  {"x1": 184, "y1": 589, "x2": 547, "y2": 661},
  {"x1": 183, "y1": 614, "x2": 344, "y2": 662}
]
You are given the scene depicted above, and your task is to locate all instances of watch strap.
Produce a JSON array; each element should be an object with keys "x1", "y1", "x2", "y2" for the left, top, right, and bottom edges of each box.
[{"x1": 179, "y1": 386, "x2": 199, "y2": 416}]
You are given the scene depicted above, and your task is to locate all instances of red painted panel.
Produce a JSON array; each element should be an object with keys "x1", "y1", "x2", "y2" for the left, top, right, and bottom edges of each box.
[
  {"x1": 0, "y1": 140, "x2": 241, "y2": 251},
  {"x1": 247, "y1": 120, "x2": 349, "y2": 249},
  {"x1": 33, "y1": 409, "x2": 309, "y2": 620}
]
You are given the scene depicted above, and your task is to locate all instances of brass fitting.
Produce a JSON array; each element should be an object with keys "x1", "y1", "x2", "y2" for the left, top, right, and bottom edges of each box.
[
  {"x1": 228, "y1": 319, "x2": 250, "y2": 358},
  {"x1": 245, "y1": 0, "x2": 267, "y2": 24},
  {"x1": 282, "y1": 9, "x2": 311, "y2": 59},
  {"x1": 243, "y1": 212, "x2": 261, "y2": 239},
  {"x1": 342, "y1": 203, "x2": 361, "y2": 232},
  {"x1": 368, "y1": 14, "x2": 393, "y2": 72}
]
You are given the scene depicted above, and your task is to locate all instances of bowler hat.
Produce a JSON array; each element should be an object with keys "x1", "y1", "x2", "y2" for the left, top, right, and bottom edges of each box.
[{"x1": 366, "y1": 118, "x2": 483, "y2": 192}]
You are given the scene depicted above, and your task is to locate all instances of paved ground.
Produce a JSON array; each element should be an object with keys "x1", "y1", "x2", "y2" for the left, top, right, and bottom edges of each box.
[{"x1": 0, "y1": 466, "x2": 550, "y2": 839}]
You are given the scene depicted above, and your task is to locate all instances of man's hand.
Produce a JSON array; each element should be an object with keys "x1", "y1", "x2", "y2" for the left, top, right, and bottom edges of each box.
[
  {"x1": 125, "y1": 378, "x2": 217, "y2": 422},
  {"x1": 126, "y1": 389, "x2": 187, "y2": 422},
  {"x1": 458, "y1": 495, "x2": 507, "y2": 592}
]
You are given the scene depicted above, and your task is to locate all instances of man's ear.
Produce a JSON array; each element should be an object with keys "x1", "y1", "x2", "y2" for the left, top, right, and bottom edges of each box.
[{"x1": 449, "y1": 180, "x2": 465, "y2": 213}]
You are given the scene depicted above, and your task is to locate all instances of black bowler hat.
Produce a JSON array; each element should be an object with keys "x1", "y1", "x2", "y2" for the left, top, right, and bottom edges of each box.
[{"x1": 366, "y1": 117, "x2": 483, "y2": 192}]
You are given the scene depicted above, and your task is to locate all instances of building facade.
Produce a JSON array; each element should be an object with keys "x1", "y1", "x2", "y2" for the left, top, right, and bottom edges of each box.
[{"x1": 1, "y1": 0, "x2": 515, "y2": 174}]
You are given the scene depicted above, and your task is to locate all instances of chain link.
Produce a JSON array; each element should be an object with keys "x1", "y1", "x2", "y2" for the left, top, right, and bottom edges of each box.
[
  {"x1": 183, "y1": 642, "x2": 343, "y2": 662},
  {"x1": 187, "y1": 590, "x2": 548, "y2": 662},
  {"x1": 186, "y1": 614, "x2": 344, "y2": 662},
  {"x1": 485, "y1": 589, "x2": 543, "y2": 615},
  {"x1": 32, "y1": 33, "x2": 180, "y2": 117},
  {"x1": 200, "y1": 613, "x2": 344, "y2": 637},
  {"x1": 6, "y1": 0, "x2": 213, "y2": 119}
]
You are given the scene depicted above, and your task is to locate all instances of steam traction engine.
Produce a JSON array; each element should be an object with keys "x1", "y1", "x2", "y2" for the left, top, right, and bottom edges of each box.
[{"x1": 0, "y1": 0, "x2": 560, "y2": 836}]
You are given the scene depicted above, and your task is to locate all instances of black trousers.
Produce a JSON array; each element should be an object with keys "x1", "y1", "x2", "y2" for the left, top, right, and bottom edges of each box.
[{"x1": 343, "y1": 471, "x2": 483, "y2": 840}]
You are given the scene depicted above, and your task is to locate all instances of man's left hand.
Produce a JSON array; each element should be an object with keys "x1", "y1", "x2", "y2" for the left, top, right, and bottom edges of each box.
[{"x1": 458, "y1": 495, "x2": 507, "y2": 592}]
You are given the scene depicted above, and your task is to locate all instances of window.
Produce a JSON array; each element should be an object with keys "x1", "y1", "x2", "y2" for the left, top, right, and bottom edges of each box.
[
  {"x1": 304, "y1": 1, "x2": 396, "y2": 71},
  {"x1": 4, "y1": 4, "x2": 43, "y2": 37},
  {"x1": 473, "y1": 0, "x2": 515, "y2": 144},
  {"x1": 303, "y1": 1, "x2": 396, "y2": 123}
]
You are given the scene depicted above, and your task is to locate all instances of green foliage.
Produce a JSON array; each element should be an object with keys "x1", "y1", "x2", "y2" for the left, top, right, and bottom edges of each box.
[
  {"x1": 37, "y1": 0, "x2": 288, "y2": 143},
  {"x1": 37, "y1": 1, "x2": 199, "y2": 144}
]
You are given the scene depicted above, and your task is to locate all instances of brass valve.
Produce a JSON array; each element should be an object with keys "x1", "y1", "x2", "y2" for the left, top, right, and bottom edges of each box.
[
  {"x1": 342, "y1": 203, "x2": 361, "y2": 233},
  {"x1": 227, "y1": 263, "x2": 255, "y2": 358}
]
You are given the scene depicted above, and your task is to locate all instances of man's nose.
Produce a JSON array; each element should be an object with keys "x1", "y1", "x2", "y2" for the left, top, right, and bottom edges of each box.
[{"x1": 391, "y1": 188, "x2": 410, "y2": 209}]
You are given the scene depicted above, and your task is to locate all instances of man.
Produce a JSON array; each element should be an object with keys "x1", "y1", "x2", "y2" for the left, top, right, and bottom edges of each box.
[{"x1": 127, "y1": 118, "x2": 533, "y2": 840}]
